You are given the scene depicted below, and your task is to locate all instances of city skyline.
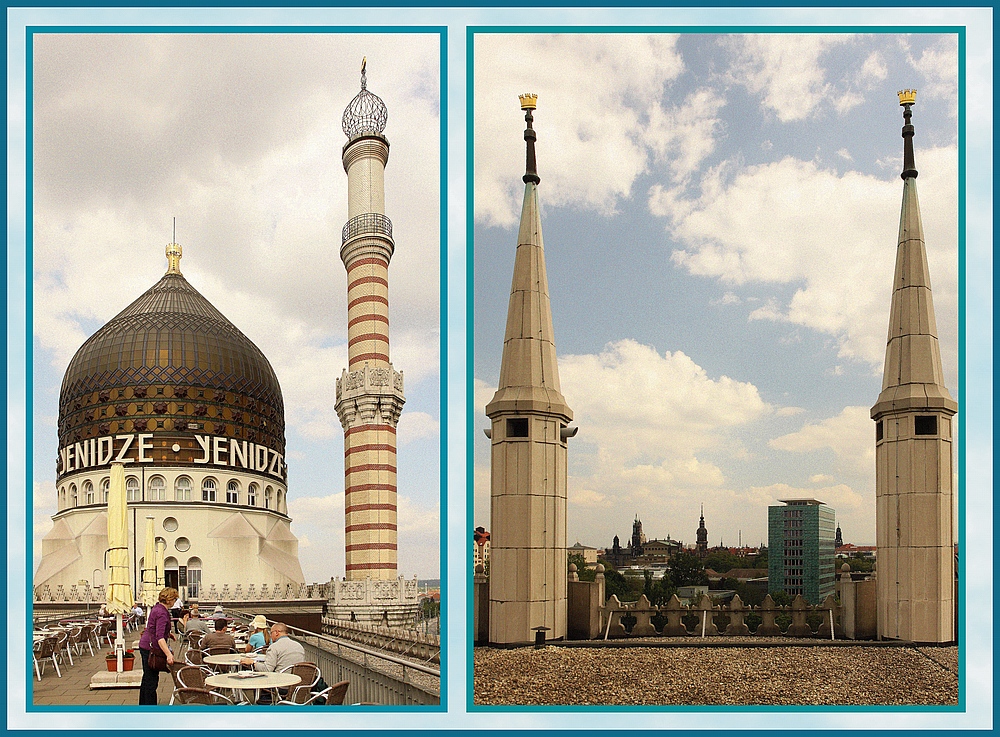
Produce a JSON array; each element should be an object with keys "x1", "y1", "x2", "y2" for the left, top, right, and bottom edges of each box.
[{"x1": 474, "y1": 32, "x2": 959, "y2": 553}]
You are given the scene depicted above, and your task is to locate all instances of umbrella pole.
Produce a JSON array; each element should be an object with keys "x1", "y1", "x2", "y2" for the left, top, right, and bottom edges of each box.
[{"x1": 116, "y1": 612, "x2": 125, "y2": 673}]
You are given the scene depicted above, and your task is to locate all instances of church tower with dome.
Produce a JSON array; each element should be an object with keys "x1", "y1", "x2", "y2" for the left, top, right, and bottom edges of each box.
[{"x1": 34, "y1": 241, "x2": 304, "y2": 601}]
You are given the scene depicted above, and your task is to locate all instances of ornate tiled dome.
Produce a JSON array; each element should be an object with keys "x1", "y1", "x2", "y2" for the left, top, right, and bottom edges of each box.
[{"x1": 57, "y1": 262, "x2": 285, "y2": 465}]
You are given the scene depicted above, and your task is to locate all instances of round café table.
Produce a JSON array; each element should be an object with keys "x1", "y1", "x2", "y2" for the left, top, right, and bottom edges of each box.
[
  {"x1": 204, "y1": 653, "x2": 263, "y2": 672},
  {"x1": 205, "y1": 671, "x2": 301, "y2": 705}
]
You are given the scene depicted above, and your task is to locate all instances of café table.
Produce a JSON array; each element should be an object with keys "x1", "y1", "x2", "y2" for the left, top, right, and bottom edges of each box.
[
  {"x1": 204, "y1": 653, "x2": 263, "y2": 671},
  {"x1": 205, "y1": 671, "x2": 301, "y2": 705}
]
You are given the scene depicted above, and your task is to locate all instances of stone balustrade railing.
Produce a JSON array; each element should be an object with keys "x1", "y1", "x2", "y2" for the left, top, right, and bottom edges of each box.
[
  {"x1": 600, "y1": 592, "x2": 843, "y2": 639},
  {"x1": 33, "y1": 581, "x2": 334, "y2": 603}
]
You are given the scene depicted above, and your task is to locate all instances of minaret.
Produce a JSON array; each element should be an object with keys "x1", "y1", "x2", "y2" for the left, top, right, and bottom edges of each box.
[
  {"x1": 871, "y1": 90, "x2": 957, "y2": 643},
  {"x1": 486, "y1": 94, "x2": 575, "y2": 644},
  {"x1": 335, "y1": 60, "x2": 405, "y2": 581},
  {"x1": 696, "y1": 505, "x2": 709, "y2": 558}
]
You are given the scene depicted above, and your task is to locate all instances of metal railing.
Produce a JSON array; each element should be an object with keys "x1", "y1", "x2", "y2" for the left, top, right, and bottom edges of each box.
[
  {"x1": 229, "y1": 610, "x2": 439, "y2": 705},
  {"x1": 342, "y1": 212, "x2": 392, "y2": 244}
]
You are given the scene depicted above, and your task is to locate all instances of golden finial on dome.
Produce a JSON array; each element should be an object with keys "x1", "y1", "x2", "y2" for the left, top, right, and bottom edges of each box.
[
  {"x1": 166, "y1": 218, "x2": 182, "y2": 274},
  {"x1": 166, "y1": 242, "x2": 182, "y2": 274},
  {"x1": 897, "y1": 89, "x2": 917, "y2": 106},
  {"x1": 519, "y1": 93, "x2": 537, "y2": 111}
]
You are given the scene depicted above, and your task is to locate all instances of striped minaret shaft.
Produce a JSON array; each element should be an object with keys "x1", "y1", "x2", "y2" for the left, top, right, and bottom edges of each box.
[
  {"x1": 335, "y1": 64, "x2": 405, "y2": 582},
  {"x1": 871, "y1": 91, "x2": 957, "y2": 643}
]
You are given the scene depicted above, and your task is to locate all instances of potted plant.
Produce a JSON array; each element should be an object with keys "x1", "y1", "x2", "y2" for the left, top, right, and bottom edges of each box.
[{"x1": 105, "y1": 648, "x2": 136, "y2": 672}]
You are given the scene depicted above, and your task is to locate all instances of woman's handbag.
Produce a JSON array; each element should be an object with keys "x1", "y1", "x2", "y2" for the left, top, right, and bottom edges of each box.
[{"x1": 148, "y1": 648, "x2": 169, "y2": 672}]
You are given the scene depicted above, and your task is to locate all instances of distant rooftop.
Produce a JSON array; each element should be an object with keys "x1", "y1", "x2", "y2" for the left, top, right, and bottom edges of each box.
[{"x1": 776, "y1": 498, "x2": 825, "y2": 506}]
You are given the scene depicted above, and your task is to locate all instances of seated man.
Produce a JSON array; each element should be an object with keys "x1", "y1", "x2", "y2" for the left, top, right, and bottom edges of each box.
[
  {"x1": 241, "y1": 622, "x2": 304, "y2": 673},
  {"x1": 184, "y1": 609, "x2": 210, "y2": 634},
  {"x1": 200, "y1": 617, "x2": 237, "y2": 651}
]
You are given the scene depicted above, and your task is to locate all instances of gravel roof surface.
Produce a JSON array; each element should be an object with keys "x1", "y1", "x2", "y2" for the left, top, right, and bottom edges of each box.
[{"x1": 473, "y1": 643, "x2": 959, "y2": 706}]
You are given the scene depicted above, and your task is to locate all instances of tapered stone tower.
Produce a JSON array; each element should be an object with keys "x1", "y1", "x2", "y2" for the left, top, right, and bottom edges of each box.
[
  {"x1": 871, "y1": 90, "x2": 957, "y2": 643},
  {"x1": 486, "y1": 94, "x2": 575, "y2": 645},
  {"x1": 335, "y1": 60, "x2": 406, "y2": 582}
]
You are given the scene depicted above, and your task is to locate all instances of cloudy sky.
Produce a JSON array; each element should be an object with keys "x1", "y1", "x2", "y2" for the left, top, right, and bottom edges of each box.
[
  {"x1": 473, "y1": 32, "x2": 960, "y2": 552},
  {"x1": 30, "y1": 32, "x2": 442, "y2": 582}
]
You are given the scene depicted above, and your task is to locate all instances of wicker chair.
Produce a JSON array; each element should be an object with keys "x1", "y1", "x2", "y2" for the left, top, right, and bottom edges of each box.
[
  {"x1": 276, "y1": 680, "x2": 350, "y2": 706},
  {"x1": 172, "y1": 687, "x2": 234, "y2": 705},
  {"x1": 325, "y1": 680, "x2": 350, "y2": 705},
  {"x1": 185, "y1": 648, "x2": 208, "y2": 667},
  {"x1": 279, "y1": 662, "x2": 321, "y2": 690},
  {"x1": 32, "y1": 636, "x2": 62, "y2": 681},
  {"x1": 205, "y1": 646, "x2": 237, "y2": 657}
]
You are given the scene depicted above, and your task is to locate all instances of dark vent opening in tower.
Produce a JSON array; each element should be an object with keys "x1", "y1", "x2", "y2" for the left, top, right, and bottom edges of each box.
[{"x1": 914, "y1": 415, "x2": 937, "y2": 436}]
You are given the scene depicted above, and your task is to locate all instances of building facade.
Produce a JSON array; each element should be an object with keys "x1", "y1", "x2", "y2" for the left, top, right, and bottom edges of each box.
[
  {"x1": 871, "y1": 91, "x2": 957, "y2": 643},
  {"x1": 486, "y1": 94, "x2": 576, "y2": 645},
  {"x1": 35, "y1": 243, "x2": 304, "y2": 602},
  {"x1": 767, "y1": 499, "x2": 836, "y2": 604}
]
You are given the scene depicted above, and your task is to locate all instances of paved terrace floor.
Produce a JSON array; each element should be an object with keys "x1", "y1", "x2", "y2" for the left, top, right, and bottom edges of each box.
[
  {"x1": 474, "y1": 639, "x2": 960, "y2": 706},
  {"x1": 31, "y1": 632, "x2": 176, "y2": 706}
]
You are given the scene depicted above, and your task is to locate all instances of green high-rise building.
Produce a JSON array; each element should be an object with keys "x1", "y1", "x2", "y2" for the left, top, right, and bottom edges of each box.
[{"x1": 768, "y1": 499, "x2": 836, "y2": 604}]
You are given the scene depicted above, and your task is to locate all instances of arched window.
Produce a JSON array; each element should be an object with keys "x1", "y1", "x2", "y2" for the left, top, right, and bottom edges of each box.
[
  {"x1": 226, "y1": 480, "x2": 239, "y2": 504},
  {"x1": 264, "y1": 486, "x2": 273, "y2": 510},
  {"x1": 59, "y1": 486, "x2": 66, "y2": 510},
  {"x1": 70, "y1": 484, "x2": 78, "y2": 507},
  {"x1": 247, "y1": 483, "x2": 258, "y2": 507},
  {"x1": 174, "y1": 476, "x2": 192, "y2": 501},
  {"x1": 202, "y1": 477, "x2": 217, "y2": 502},
  {"x1": 101, "y1": 478, "x2": 110, "y2": 503},
  {"x1": 84, "y1": 480, "x2": 95, "y2": 505},
  {"x1": 126, "y1": 476, "x2": 140, "y2": 501},
  {"x1": 148, "y1": 476, "x2": 166, "y2": 502},
  {"x1": 277, "y1": 489, "x2": 285, "y2": 514}
]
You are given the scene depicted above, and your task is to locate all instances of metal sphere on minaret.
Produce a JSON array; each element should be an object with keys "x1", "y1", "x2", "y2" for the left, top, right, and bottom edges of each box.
[{"x1": 342, "y1": 57, "x2": 388, "y2": 138}]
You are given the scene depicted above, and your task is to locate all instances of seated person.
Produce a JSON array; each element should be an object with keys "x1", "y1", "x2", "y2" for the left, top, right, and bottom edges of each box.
[
  {"x1": 247, "y1": 615, "x2": 271, "y2": 652},
  {"x1": 184, "y1": 609, "x2": 210, "y2": 634},
  {"x1": 200, "y1": 618, "x2": 237, "y2": 651},
  {"x1": 240, "y1": 622, "x2": 304, "y2": 673},
  {"x1": 174, "y1": 608, "x2": 190, "y2": 636}
]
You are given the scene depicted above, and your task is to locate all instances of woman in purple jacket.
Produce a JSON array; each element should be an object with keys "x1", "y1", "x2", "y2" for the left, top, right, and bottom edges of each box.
[{"x1": 138, "y1": 587, "x2": 178, "y2": 704}]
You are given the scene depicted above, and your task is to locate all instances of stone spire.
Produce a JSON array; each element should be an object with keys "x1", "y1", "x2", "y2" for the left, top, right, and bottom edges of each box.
[
  {"x1": 486, "y1": 95, "x2": 575, "y2": 645},
  {"x1": 871, "y1": 90, "x2": 956, "y2": 643},
  {"x1": 872, "y1": 90, "x2": 956, "y2": 416}
]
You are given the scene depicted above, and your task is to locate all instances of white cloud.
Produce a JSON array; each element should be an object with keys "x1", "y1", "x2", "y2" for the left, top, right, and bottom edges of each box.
[
  {"x1": 396, "y1": 411, "x2": 440, "y2": 445},
  {"x1": 769, "y1": 406, "x2": 874, "y2": 475},
  {"x1": 723, "y1": 35, "x2": 855, "y2": 122},
  {"x1": 911, "y1": 36, "x2": 959, "y2": 119},
  {"x1": 556, "y1": 339, "x2": 770, "y2": 540},
  {"x1": 474, "y1": 34, "x2": 687, "y2": 226},
  {"x1": 711, "y1": 291, "x2": 741, "y2": 306},
  {"x1": 662, "y1": 148, "x2": 958, "y2": 371},
  {"x1": 858, "y1": 51, "x2": 888, "y2": 84}
]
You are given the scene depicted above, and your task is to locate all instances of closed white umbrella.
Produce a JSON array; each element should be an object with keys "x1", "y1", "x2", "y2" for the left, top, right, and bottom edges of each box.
[
  {"x1": 155, "y1": 538, "x2": 166, "y2": 590},
  {"x1": 105, "y1": 462, "x2": 134, "y2": 672},
  {"x1": 141, "y1": 516, "x2": 158, "y2": 606}
]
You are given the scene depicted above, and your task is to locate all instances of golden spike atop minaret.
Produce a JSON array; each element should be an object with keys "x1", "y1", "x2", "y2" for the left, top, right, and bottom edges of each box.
[{"x1": 897, "y1": 88, "x2": 917, "y2": 106}]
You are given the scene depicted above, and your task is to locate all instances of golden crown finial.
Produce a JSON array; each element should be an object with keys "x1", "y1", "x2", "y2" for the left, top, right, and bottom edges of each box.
[
  {"x1": 897, "y1": 89, "x2": 917, "y2": 106},
  {"x1": 519, "y1": 93, "x2": 538, "y2": 111}
]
